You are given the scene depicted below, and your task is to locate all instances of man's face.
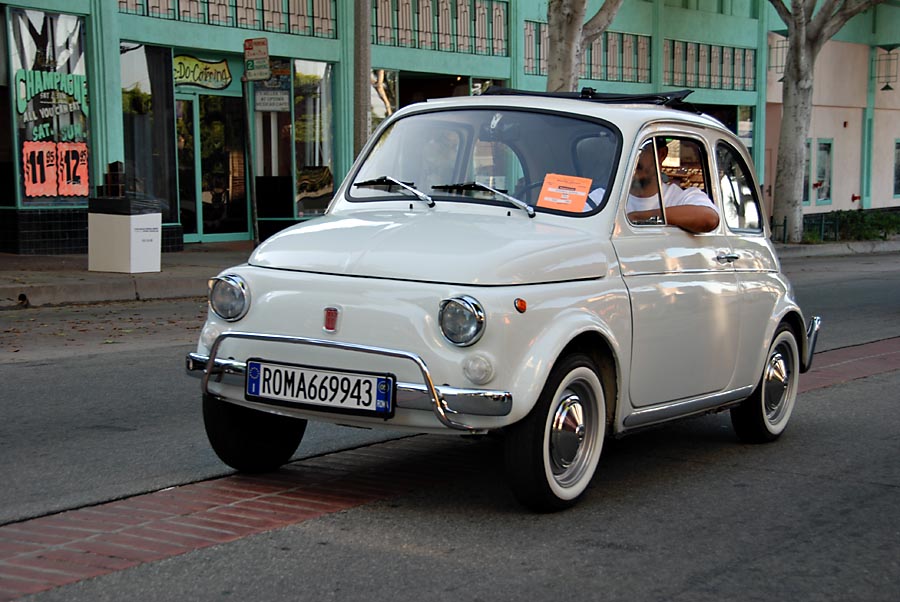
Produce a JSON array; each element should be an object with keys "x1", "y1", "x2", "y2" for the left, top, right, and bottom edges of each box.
[{"x1": 630, "y1": 146, "x2": 659, "y2": 195}]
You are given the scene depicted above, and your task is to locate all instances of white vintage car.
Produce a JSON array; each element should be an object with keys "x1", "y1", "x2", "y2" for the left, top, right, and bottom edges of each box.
[{"x1": 187, "y1": 89, "x2": 820, "y2": 511}]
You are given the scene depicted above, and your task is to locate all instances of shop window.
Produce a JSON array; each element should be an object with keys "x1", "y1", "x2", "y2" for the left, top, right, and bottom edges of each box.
[
  {"x1": 802, "y1": 139, "x2": 811, "y2": 205},
  {"x1": 120, "y1": 43, "x2": 178, "y2": 223},
  {"x1": 893, "y1": 140, "x2": 900, "y2": 197},
  {"x1": 0, "y1": 9, "x2": 12, "y2": 207},
  {"x1": 815, "y1": 139, "x2": 833, "y2": 205},
  {"x1": 294, "y1": 60, "x2": 335, "y2": 218},
  {"x1": 10, "y1": 9, "x2": 90, "y2": 207},
  {"x1": 255, "y1": 58, "x2": 294, "y2": 220}
]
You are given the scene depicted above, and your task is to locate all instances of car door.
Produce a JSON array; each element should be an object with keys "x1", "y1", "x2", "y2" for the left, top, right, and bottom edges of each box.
[
  {"x1": 612, "y1": 132, "x2": 742, "y2": 408},
  {"x1": 714, "y1": 136, "x2": 781, "y2": 390}
]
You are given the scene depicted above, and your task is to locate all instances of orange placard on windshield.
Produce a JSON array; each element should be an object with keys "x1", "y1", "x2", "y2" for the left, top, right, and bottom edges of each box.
[{"x1": 536, "y1": 174, "x2": 592, "y2": 213}]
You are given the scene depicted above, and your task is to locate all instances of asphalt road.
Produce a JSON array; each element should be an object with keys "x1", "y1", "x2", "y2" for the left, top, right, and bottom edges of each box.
[
  {"x1": 21, "y1": 370, "x2": 900, "y2": 602},
  {"x1": 0, "y1": 301, "x2": 405, "y2": 525},
  {"x1": 1, "y1": 251, "x2": 899, "y2": 601}
]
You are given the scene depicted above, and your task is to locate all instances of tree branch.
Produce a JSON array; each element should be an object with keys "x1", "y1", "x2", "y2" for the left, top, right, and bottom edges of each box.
[
  {"x1": 768, "y1": 0, "x2": 793, "y2": 32},
  {"x1": 581, "y1": 0, "x2": 627, "y2": 44},
  {"x1": 815, "y1": 0, "x2": 885, "y2": 44}
]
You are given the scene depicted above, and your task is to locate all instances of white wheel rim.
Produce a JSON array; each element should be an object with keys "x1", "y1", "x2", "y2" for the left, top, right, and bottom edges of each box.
[
  {"x1": 543, "y1": 366, "x2": 605, "y2": 500},
  {"x1": 762, "y1": 332, "x2": 799, "y2": 434}
]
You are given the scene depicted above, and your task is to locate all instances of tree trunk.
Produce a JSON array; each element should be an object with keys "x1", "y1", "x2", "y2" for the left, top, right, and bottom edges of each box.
[
  {"x1": 766, "y1": 0, "x2": 885, "y2": 243},
  {"x1": 545, "y1": 0, "x2": 587, "y2": 92},
  {"x1": 772, "y1": 41, "x2": 815, "y2": 243}
]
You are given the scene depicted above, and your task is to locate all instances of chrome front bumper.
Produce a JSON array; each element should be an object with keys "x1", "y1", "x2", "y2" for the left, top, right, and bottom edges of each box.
[{"x1": 185, "y1": 331, "x2": 512, "y2": 431}]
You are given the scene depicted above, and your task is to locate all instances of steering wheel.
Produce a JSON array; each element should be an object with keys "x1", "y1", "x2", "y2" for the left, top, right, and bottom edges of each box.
[{"x1": 514, "y1": 180, "x2": 544, "y2": 204}]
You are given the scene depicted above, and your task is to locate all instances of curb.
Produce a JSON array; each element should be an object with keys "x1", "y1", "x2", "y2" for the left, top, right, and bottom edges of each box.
[
  {"x1": 0, "y1": 277, "x2": 207, "y2": 309},
  {"x1": 775, "y1": 240, "x2": 900, "y2": 259}
]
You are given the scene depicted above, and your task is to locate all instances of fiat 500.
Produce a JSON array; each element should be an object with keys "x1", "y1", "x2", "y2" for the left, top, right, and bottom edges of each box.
[{"x1": 187, "y1": 89, "x2": 820, "y2": 512}]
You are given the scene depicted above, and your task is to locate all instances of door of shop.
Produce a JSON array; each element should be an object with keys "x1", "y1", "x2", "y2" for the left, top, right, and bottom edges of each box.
[{"x1": 176, "y1": 94, "x2": 249, "y2": 242}]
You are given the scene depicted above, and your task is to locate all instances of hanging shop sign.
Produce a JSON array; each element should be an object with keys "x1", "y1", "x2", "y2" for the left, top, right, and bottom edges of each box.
[
  {"x1": 173, "y1": 55, "x2": 233, "y2": 90},
  {"x1": 10, "y1": 9, "x2": 90, "y2": 203}
]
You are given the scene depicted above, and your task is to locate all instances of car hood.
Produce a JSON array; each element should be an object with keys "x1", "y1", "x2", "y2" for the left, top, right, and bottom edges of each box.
[{"x1": 248, "y1": 210, "x2": 608, "y2": 286}]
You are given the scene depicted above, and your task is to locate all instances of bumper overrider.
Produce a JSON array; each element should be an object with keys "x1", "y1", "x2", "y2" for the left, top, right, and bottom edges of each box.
[
  {"x1": 802, "y1": 316, "x2": 822, "y2": 372},
  {"x1": 185, "y1": 331, "x2": 513, "y2": 431}
]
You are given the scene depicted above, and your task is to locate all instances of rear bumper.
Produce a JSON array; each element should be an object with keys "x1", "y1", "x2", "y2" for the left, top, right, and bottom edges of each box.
[
  {"x1": 801, "y1": 316, "x2": 822, "y2": 373},
  {"x1": 185, "y1": 331, "x2": 512, "y2": 431}
]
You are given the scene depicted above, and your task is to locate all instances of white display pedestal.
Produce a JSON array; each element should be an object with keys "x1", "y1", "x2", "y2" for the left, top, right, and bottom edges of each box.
[{"x1": 88, "y1": 211, "x2": 161, "y2": 274}]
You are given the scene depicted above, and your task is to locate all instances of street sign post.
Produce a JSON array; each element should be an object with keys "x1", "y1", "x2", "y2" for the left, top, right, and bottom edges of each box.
[{"x1": 242, "y1": 38, "x2": 269, "y2": 246}]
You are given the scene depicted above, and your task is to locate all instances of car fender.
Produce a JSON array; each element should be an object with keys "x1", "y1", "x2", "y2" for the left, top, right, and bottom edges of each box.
[{"x1": 503, "y1": 304, "x2": 630, "y2": 425}]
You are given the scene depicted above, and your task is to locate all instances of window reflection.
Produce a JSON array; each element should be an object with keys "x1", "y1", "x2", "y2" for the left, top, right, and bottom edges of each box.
[
  {"x1": 120, "y1": 43, "x2": 178, "y2": 222},
  {"x1": 293, "y1": 60, "x2": 334, "y2": 217},
  {"x1": 717, "y1": 142, "x2": 762, "y2": 232},
  {"x1": 816, "y1": 140, "x2": 832, "y2": 203}
]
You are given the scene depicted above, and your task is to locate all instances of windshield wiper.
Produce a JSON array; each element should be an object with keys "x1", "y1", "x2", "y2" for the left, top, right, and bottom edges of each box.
[
  {"x1": 354, "y1": 176, "x2": 435, "y2": 207},
  {"x1": 432, "y1": 181, "x2": 535, "y2": 218}
]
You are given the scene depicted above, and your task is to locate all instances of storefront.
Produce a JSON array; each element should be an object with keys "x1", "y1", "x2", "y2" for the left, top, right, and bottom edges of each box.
[
  {"x1": 2, "y1": 1, "x2": 895, "y2": 254},
  {"x1": 1, "y1": 1, "x2": 344, "y2": 254},
  {"x1": 0, "y1": 5, "x2": 91, "y2": 253},
  {"x1": 120, "y1": 45, "x2": 335, "y2": 245}
]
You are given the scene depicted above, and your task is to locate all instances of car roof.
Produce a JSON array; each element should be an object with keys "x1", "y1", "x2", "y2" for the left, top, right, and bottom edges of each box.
[{"x1": 404, "y1": 92, "x2": 728, "y2": 136}]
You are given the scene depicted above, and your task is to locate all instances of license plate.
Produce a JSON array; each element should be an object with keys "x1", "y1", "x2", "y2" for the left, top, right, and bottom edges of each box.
[{"x1": 245, "y1": 359, "x2": 394, "y2": 418}]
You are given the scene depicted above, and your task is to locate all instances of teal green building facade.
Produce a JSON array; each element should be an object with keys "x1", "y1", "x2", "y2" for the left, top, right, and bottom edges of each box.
[{"x1": 1, "y1": 0, "x2": 898, "y2": 253}]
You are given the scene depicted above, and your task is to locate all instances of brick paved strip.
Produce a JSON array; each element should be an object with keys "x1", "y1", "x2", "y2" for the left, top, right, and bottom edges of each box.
[
  {"x1": 0, "y1": 436, "x2": 471, "y2": 601},
  {"x1": 800, "y1": 337, "x2": 900, "y2": 393}
]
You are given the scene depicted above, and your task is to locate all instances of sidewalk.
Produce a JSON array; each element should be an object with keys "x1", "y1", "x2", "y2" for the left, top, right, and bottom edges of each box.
[
  {"x1": 0, "y1": 241, "x2": 254, "y2": 310},
  {"x1": 2, "y1": 238, "x2": 899, "y2": 310}
]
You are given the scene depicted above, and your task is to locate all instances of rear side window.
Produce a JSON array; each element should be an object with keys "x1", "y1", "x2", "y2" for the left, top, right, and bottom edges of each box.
[{"x1": 716, "y1": 142, "x2": 763, "y2": 232}]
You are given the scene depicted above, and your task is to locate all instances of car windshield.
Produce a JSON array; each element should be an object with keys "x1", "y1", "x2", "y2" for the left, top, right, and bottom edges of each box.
[{"x1": 348, "y1": 108, "x2": 620, "y2": 216}]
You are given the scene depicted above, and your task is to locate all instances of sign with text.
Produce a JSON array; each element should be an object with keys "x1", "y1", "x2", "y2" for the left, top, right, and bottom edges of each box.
[
  {"x1": 11, "y1": 8, "x2": 90, "y2": 204},
  {"x1": 173, "y1": 55, "x2": 233, "y2": 89},
  {"x1": 22, "y1": 141, "x2": 89, "y2": 198},
  {"x1": 536, "y1": 174, "x2": 592, "y2": 213},
  {"x1": 243, "y1": 38, "x2": 271, "y2": 81},
  {"x1": 254, "y1": 58, "x2": 291, "y2": 111}
]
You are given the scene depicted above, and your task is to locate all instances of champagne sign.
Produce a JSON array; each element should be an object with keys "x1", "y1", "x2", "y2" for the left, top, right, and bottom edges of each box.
[{"x1": 10, "y1": 9, "x2": 90, "y2": 203}]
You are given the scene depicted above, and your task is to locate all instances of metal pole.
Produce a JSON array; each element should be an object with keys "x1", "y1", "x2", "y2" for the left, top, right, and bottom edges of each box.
[{"x1": 242, "y1": 75, "x2": 260, "y2": 247}]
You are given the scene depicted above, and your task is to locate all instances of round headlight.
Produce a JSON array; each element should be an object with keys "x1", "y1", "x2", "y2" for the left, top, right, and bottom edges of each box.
[
  {"x1": 439, "y1": 296, "x2": 485, "y2": 347},
  {"x1": 209, "y1": 275, "x2": 250, "y2": 321}
]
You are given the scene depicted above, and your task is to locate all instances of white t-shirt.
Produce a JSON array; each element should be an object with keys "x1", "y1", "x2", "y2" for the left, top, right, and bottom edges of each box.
[
  {"x1": 626, "y1": 183, "x2": 717, "y2": 214},
  {"x1": 584, "y1": 183, "x2": 717, "y2": 215}
]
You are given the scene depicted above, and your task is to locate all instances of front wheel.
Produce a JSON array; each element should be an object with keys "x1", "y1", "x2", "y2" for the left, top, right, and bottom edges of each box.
[
  {"x1": 504, "y1": 353, "x2": 608, "y2": 512},
  {"x1": 731, "y1": 324, "x2": 800, "y2": 443},
  {"x1": 203, "y1": 395, "x2": 307, "y2": 472}
]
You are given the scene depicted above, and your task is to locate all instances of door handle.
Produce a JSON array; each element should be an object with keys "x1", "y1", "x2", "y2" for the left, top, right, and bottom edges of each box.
[{"x1": 716, "y1": 252, "x2": 739, "y2": 264}]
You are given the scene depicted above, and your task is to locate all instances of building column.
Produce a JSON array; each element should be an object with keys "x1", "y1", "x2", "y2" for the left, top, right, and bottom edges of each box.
[
  {"x1": 87, "y1": 0, "x2": 124, "y2": 187},
  {"x1": 335, "y1": 0, "x2": 357, "y2": 182},
  {"x1": 753, "y1": 2, "x2": 768, "y2": 185},
  {"x1": 860, "y1": 46, "x2": 876, "y2": 209},
  {"x1": 652, "y1": 0, "x2": 663, "y2": 88}
]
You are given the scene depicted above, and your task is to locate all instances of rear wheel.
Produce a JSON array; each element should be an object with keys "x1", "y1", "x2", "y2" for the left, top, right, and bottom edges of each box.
[
  {"x1": 203, "y1": 395, "x2": 306, "y2": 472},
  {"x1": 504, "y1": 353, "x2": 607, "y2": 512},
  {"x1": 731, "y1": 324, "x2": 799, "y2": 443}
]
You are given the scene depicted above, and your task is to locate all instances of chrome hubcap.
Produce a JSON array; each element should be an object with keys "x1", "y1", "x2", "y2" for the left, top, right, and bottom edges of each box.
[
  {"x1": 764, "y1": 346, "x2": 792, "y2": 422},
  {"x1": 550, "y1": 394, "x2": 586, "y2": 475}
]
